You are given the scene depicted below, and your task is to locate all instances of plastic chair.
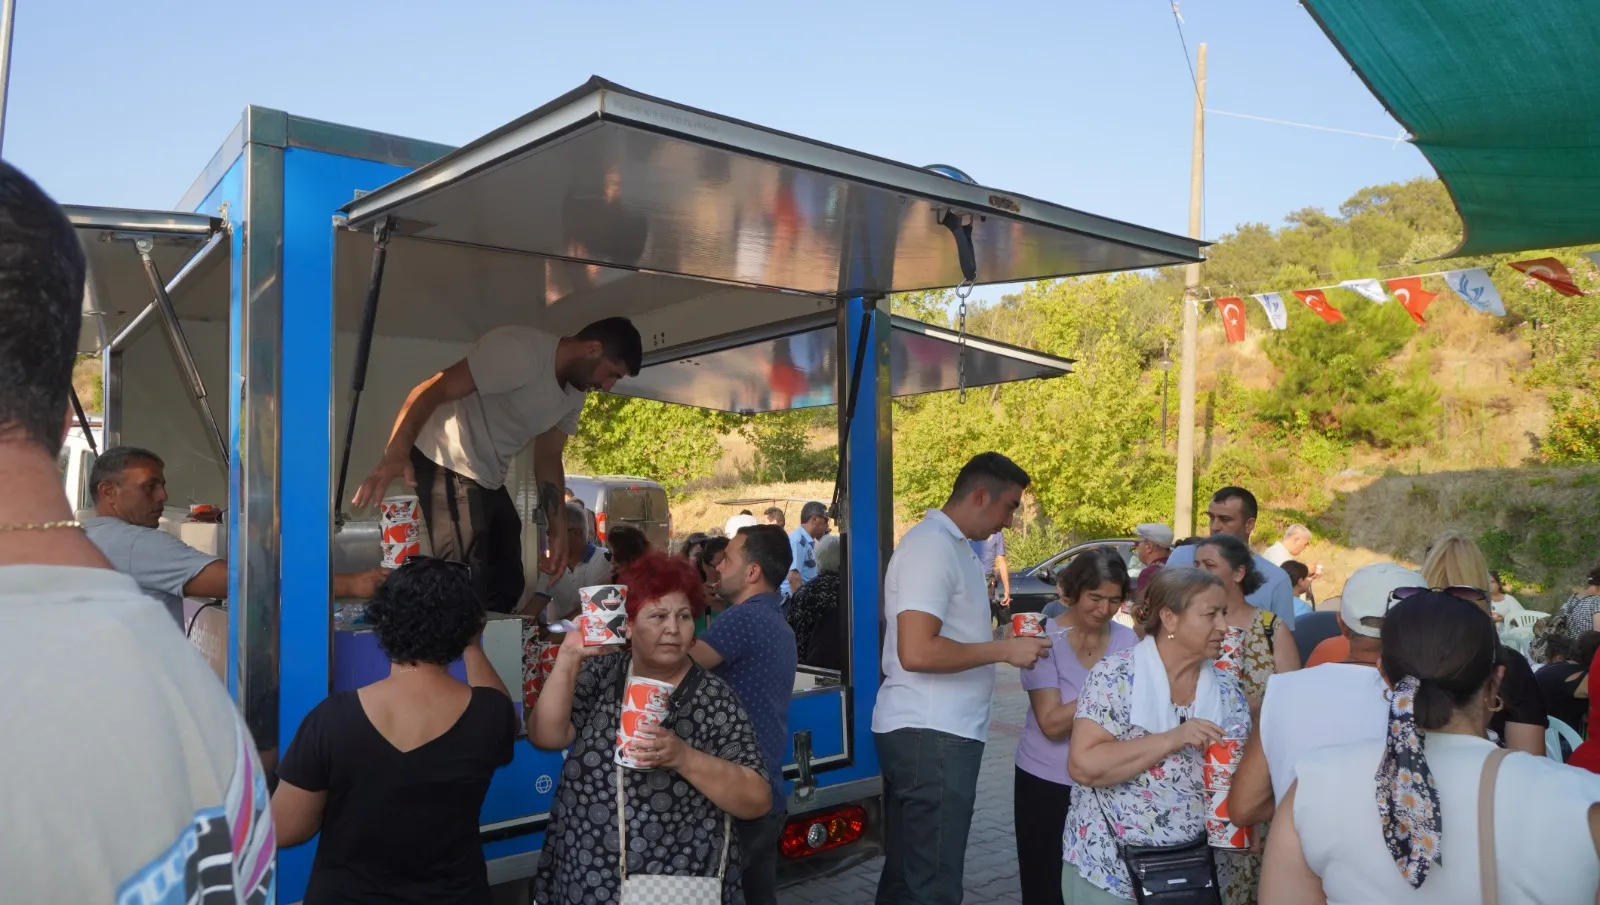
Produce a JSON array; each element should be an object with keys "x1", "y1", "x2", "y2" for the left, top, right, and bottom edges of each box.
[
  {"x1": 1501, "y1": 611, "x2": 1548, "y2": 659},
  {"x1": 1547, "y1": 718, "x2": 1583, "y2": 763}
]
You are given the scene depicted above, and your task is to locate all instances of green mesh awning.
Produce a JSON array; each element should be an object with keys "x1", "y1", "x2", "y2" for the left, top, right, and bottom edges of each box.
[{"x1": 1303, "y1": 0, "x2": 1600, "y2": 256}]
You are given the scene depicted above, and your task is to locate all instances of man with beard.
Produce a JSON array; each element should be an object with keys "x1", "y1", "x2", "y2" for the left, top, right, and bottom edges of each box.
[{"x1": 352, "y1": 318, "x2": 642, "y2": 613}]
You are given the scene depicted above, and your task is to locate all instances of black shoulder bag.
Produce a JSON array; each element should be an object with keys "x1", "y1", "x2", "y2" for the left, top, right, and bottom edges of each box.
[{"x1": 1092, "y1": 787, "x2": 1220, "y2": 905}]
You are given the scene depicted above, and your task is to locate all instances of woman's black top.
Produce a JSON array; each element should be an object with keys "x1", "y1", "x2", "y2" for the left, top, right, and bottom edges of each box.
[{"x1": 278, "y1": 686, "x2": 517, "y2": 905}]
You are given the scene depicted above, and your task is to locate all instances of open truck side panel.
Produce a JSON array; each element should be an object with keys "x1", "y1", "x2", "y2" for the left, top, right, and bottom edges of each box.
[{"x1": 85, "y1": 80, "x2": 1204, "y2": 903}]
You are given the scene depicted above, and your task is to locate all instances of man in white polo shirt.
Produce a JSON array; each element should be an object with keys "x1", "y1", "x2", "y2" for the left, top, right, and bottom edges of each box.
[
  {"x1": 1226, "y1": 561, "x2": 1415, "y2": 826},
  {"x1": 874, "y1": 452, "x2": 1051, "y2": 905}
]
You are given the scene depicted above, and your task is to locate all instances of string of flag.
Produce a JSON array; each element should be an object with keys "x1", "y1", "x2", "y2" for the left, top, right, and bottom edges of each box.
[{"x1": 1208, "y1": 252, "x2": 1599, "y2": 344}]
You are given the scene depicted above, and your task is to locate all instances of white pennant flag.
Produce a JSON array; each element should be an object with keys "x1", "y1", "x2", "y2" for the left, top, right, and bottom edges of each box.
[
  {"x1": 1252, "y1": 293, "x2": 1288, "y2": 330},
  {"x1": 1581, "y1": 250, "x2": 1600, "y2": 270},
  {"x1": 1443, "y1": 268, "x2": 1506, "y2": 316},
  {"x1": 1338, "y1": 278, "x2": 1391, "y2": 304}
]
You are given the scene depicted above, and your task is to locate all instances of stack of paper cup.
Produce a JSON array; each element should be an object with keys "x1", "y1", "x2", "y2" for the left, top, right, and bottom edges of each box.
[
  {"x1": 615, "y1": 675, "x2": 675, "y2": 769},
  {"x1": 1204, "y1": 735, "x2": 1254, "y2": 849},
  {"x1": 1215, "y1": 625, "x2": 1244, "y2": 676},
  {"x1": 579, "y1": 585, "x2": 629, "y2": 648},
  {"x1": 378, "y1": 495, "x2": 423, "y2": 569},
  {"x1": 521, "y1": 621, "x2": 562, "y2": 712},
  {"x1": 1012, "y1": 612, "x2": 1046, "y2": 637}
]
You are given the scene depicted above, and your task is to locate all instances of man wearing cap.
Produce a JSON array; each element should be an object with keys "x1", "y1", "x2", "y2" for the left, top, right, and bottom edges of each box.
[
  {"x1": 786, "y1": 501, "x2": 830, "y2": 595},
  {"x1": 1226, "y1": 562, "x2": 1417, "y2": 826},
  {"x1": 1131, "y1": 522, "x2": 1174, "y2": 603}
]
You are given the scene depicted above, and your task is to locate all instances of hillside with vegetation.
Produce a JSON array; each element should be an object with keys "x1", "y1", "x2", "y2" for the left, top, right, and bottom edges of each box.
[{"x1": 566, "y1": 177, "x2": 1600, "y2": 609}]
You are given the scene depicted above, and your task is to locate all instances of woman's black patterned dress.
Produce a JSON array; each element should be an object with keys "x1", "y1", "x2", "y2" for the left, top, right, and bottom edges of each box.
[{"x1": 531, "y1": 651, "x2": 768, "y2": 905}]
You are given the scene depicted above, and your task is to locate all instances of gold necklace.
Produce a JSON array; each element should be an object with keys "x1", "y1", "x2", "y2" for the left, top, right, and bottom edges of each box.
[{"x1": 0, "y1": 520, "x2": 83, "y2": 532}]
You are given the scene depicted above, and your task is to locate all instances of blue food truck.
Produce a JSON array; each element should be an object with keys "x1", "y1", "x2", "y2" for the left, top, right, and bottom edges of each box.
[{"x1": 67, "y1": 78, "x2": 1203, "y2": 902}]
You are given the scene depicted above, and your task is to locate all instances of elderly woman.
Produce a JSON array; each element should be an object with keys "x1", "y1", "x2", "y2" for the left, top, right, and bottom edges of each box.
[
  {"x1": 1422, "y1": 531, "x2": 1547, "y2": 756},
  {"x1": 1063, "y1": 567, "x2": 1251, "y2": 904},
  {"x1": 529, "y1": 552, "x2": 772, "y2": 905},
  {"x1": 1014, "y1": 547, "x2": 1138, "y2": 905},
  {"x1": 272, "y1": 557, "x2": 516, "y2": 904},
  {"x1": 787, "y1": 533, "x2": 842, "y2": 668},
  {"x1": 1191, "y1": 534, "x2": 1299, "y2": 904},
  {"x1": 1259, "y1": 592, "x2": 1600, "y2": 904}
]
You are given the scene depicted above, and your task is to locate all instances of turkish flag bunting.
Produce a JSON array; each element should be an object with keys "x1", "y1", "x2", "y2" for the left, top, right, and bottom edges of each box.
[
  {"x1": 1509, "y1": 258, "x2": 1585, "y2": 296},
  {"x1": 1384, "y1": 277, "x2": 1439, "y2": 325},
  {"x1": 1293, "y1": 289, "x2": 1345, "y2": 323},
  {"x1": 1216, "y1": 297, "x2": 1248, "y2": 343}
]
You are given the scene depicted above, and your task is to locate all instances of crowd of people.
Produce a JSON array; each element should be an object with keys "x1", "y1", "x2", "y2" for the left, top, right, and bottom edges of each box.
[{"x1": 5, "y1": 158, "x2": 1600, "y2": 905}]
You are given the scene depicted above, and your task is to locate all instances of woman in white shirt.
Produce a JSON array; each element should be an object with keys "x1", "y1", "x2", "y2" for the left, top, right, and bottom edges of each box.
[{"x1": 1260, "y1": 590, "x2": 1600, "y2": 905}]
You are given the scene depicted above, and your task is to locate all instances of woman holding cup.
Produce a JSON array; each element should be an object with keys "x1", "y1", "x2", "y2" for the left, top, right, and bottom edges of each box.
[
  {"x1": 1014, "y1": 548, "x2": 1139, "y2": 905},
  {"x1": 1062, "y1": 567, "x2": 1250, "y2": 904},
  {"x1": 527, "y1": 552, "x2": 772, "y2": 905}
]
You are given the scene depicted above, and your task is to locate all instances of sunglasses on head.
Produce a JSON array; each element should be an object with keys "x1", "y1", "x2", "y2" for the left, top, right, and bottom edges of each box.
[{"x1": 1387, "y1": 585, "x2": 1487, "y2": 608}]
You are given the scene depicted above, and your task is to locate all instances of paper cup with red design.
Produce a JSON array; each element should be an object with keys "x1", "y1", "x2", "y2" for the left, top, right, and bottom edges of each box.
[
  {"x1": 380, "y1": 540, "x2": 421, "y2": 569},
  {"x1": 378, "y1": 494, "x2": 421, "y2": 525},
  {"x1": 1215, "y1": 626, "x2": 1245, "y2": 675},
  {"x1": 381, "y1": 520, "x2": 420, "y2": 544},
  {"x1": 521, "y1": 622, "x2": 563, "y2": 711},
  {"x1": 614, "y1": 675, "x2": 675, "y2": 769},
  {"x1": 579, "y1": 585, "x2": 629, "y2": 647},
  {"x1": 1012, "y1": 612, "x2": 1046, "y2": 638},
  {"x1": 1203, "y1": 737, "x2": 1245, "y2": 790},
  {"x1": 1207, "y1": 788, "x2": 1254, "y2": 849}
]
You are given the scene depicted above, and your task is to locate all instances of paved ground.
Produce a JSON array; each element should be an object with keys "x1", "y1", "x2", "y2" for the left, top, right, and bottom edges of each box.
[{"x1": 778, "y1": 665, "x2": 1030, "y2": 905}]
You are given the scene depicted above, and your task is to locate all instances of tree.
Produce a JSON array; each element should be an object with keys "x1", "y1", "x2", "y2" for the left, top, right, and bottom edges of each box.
[{"x1": 567, "y1": 395, "x2": 739, "y2": 494}]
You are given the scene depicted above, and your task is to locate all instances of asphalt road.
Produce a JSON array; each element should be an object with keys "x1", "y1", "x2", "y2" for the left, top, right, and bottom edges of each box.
[{"x1": 778, "y1": 664, "x2": 1032, "y2": 905}]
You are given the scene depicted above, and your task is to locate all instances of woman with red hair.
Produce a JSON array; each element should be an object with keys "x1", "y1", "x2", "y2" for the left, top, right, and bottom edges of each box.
[{"x1": 528, "y1": 552, "x2": 772, "y2": 904}]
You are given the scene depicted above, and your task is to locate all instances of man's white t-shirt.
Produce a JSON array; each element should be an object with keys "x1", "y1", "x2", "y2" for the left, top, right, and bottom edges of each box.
[
  {"x1": 1260, "y1": 662, "x2": 1389, "y2": 803},
  {"x1": 724, "y1": 513, "x2": 759, "y2": 537},
  {"x1": 414, "y1": 326, "x2": 587, "y2": 489},
  {"x1": 0, "y1": 565, "x2": 275, "y2": 903},
  {"x1": 873, "y1": 509, "x2": 996, "y2": 742},
  {"x1": 1262, "y1": 541, "x2": 1291, "y2": 567}
]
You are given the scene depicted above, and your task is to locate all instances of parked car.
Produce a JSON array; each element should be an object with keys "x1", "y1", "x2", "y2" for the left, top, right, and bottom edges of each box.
[
  {"x1": 565, "y1": 475, "x2": 672, "y2": 552},
  {"x1": 1006, "y1": 539, "x2": 1142, "y2": 614}
]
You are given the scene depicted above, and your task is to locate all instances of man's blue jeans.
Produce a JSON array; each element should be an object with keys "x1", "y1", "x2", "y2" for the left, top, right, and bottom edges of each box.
[{"x1": 874, "y1": 728, "x2": 986, "y2": 905}]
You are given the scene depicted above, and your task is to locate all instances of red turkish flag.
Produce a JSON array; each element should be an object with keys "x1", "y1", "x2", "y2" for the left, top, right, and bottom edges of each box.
[
  {"x1": 1216, "y1": 297, "x2": 1248, "y2": 343},
  {"x1": 1293, "y1": 289, "x2": 1345, "y2": 324},
  {"x1": 1384, "y1": 277, "x2": 1439, "y2": 325},
  {"x1": 1509, "y1": 257, "x2": 1586, "y2": 296}
]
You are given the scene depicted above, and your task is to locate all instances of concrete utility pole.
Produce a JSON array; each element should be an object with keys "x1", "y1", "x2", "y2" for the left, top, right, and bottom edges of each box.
[
  {"x1": 0, "y1": 0, "x2": 16, "y2": 158},
  {"x1": 1173, "y1": 42, "x2": 1206, "y2": 539}
]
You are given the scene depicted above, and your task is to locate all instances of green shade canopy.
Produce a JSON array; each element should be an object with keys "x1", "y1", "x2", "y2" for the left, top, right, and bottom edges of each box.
[{"x1": 1304, "y1": 0, "x2": 1600, "y2": 256}]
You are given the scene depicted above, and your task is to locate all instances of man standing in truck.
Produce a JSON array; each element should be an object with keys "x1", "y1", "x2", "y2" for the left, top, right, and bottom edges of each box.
[{"x1": 351, "y1": 318, "x2": 642, "y2": 613}]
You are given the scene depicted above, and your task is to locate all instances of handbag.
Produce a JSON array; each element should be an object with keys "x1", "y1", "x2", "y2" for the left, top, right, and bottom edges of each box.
[
  {"x1": 1530, "y1": 597, "x2": 1574, "y2": 663},
  {"x1": 615, "y1": 765, "x2": 731, "y2": 904},
  {"x1": 1477, "y1": 747, "x2": 1511, "y2": 905},
  {"x1": 1093, "y1": 788, "x2": 1220, "y2": 905}
]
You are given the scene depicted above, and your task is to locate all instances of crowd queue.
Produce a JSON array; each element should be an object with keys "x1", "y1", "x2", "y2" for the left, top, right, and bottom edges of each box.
[{"x1": 2, "y1": 162, "x2": 1600, "y2": 905}]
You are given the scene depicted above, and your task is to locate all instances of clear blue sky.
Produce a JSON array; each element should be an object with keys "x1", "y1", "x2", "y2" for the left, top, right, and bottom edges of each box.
[{"x1": 5, "y1": 0, "x2": 1433, "y2": 282}]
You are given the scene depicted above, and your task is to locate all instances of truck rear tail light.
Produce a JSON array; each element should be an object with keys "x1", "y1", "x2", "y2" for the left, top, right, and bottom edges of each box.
[
  {"x1": 779, "y1": 805, "x2": 867, "y2": 859},
  {"x1": 594, "y1": 512, "x2": 607, "y2": 543}
]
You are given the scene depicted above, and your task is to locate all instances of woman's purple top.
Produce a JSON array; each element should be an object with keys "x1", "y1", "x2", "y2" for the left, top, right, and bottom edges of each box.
[{"x1": 1015, "y1": 620, "x2": 1139, "y2": 784}]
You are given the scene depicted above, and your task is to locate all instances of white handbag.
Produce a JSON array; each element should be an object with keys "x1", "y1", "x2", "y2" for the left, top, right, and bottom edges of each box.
[{"x1": 616, "y1": 764, "x2": 732, "y2": 905}]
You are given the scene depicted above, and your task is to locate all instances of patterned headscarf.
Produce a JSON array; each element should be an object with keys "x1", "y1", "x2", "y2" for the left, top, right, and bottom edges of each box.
[{"x1": 1374, "y1": 675, "x2": 1444, "y2": 888}]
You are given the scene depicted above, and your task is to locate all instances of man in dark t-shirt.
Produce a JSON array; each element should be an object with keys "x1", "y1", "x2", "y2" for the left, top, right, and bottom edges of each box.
[{"x1": 693, "y1": 525, "x2": 797, "y2": 905}]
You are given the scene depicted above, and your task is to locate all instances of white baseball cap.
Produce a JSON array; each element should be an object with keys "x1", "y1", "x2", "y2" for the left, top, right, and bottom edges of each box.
[
  {"x1": 1135, "y1": 523, "x2": 1175, "y2": 549},
  {"x1": 1340, "y1": 562, "x2": 1425, "y2": 638}
]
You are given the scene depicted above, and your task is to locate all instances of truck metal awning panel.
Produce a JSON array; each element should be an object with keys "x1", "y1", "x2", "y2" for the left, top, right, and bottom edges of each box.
[
  {"x1": 612, "y1": 312, "x2": 1074, "y2": 414},
  {"x1": 65, "y1": 206, "x2": 223, "y2": 353},
  {"x1": 343, "y1": 77, "x2": 1204, "y2": 298}
]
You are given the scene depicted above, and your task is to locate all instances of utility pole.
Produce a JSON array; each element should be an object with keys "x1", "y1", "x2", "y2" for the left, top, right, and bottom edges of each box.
[
  {"x1": 0, "y1": 0, "x2": 15, "y2": 158},
  {"x1": 1173, "y1": 42, "x2": 1206, "y2": 539}
]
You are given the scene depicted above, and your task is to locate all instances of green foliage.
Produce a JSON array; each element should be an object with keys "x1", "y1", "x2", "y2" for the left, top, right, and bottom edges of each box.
[
  {"x1": 737, "y1": 410, "x2": 837, "y2": 483},
  {"x1": 1255, "y1": 296, "x2": 1439, "y2": 447},
  {"x1": 1005, "y1": 523, "x2": 1068, "y2": 570},
  {"x1": 567, "y1": 395, "x2": 738, "y2": 495},
  {"x1": 889, "y1": 289, "x2": 954, "y2": 326},
  {"x1": 1540, "y1": 393, "x2": 1600, "y2": 464}
]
